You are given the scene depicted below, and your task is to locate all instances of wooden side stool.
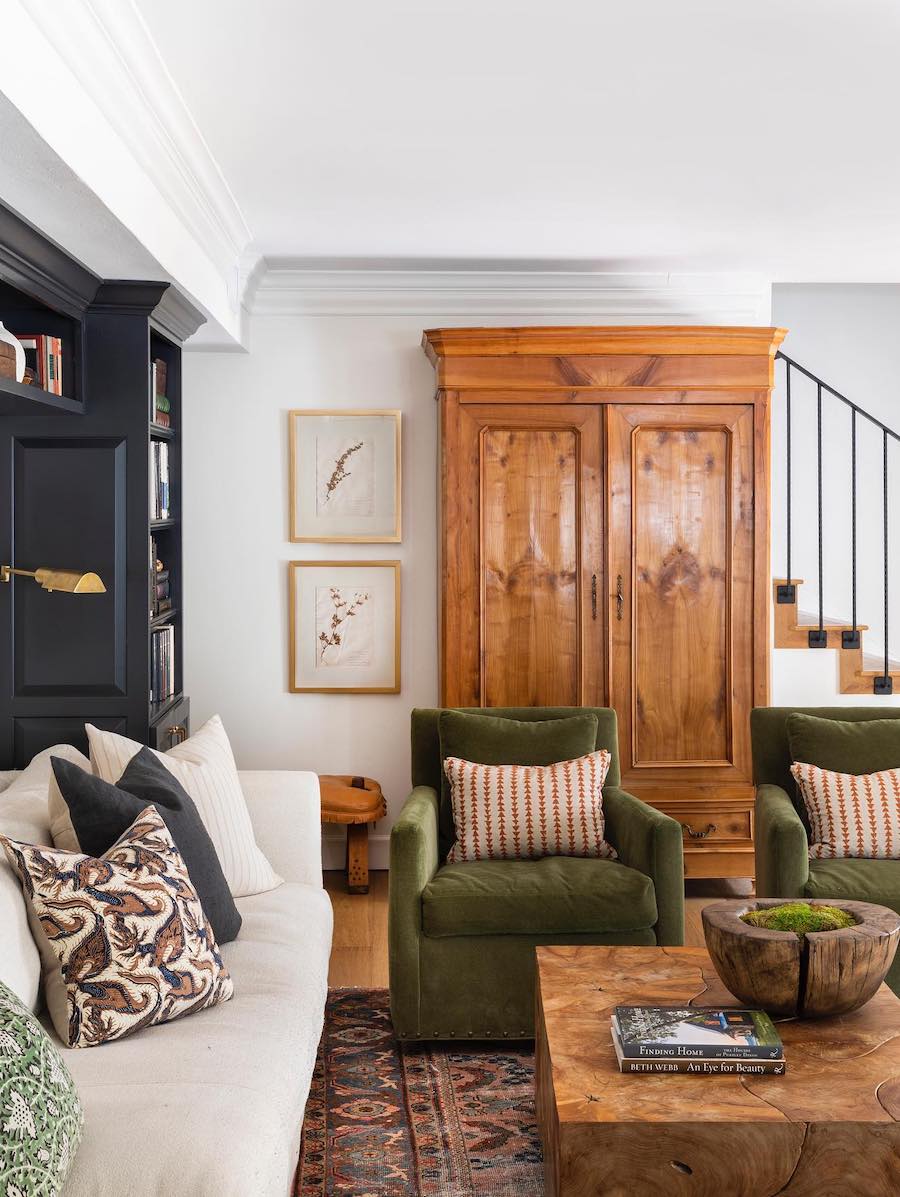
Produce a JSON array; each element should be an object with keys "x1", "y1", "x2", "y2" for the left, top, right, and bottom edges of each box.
[{"x1": 318, "y1": 774, "x2": 386, "y2": 894}]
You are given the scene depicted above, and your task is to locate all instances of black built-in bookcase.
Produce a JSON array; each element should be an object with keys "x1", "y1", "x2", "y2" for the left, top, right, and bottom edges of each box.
[{"x1": 0, "y1": 202, "x2": 203, "y2": 767}]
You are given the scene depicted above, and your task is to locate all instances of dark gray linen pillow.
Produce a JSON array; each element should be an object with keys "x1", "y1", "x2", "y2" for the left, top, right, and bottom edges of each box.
[{"x1": 50, "y1": 747, "x2": 242, "y2": 943}]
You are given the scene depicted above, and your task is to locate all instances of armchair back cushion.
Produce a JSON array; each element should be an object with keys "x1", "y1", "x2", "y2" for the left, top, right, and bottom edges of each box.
[
  {"x1": 751, "y1": 707, "x2": 900, "y2": 822},
  {"x1": 414, "y1": 707, "x2": 619, "y2": 789},
  {"x1": 435, "y1": 710, "x2": 601, "y2": 856}
]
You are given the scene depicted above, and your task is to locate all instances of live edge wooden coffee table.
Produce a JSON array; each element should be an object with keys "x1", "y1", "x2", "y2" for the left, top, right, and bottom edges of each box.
[{"x1": 535, "y1": 945, "x2": 900, "y2": 1197}]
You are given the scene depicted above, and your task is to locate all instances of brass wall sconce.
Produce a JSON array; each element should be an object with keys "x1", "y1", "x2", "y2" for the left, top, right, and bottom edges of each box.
[{"x1": 0, "y1": 565, "x2": 106, "y2": 593}]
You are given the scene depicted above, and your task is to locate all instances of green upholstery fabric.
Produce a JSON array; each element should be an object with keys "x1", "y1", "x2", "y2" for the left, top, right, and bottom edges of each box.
[
  {"x1": 751, "y1": 706, "x2": 900, "y2": 997},
  {"x1": 788, "y1": 712, "x2": 900, "y2": 774},
  {"x1": 422, "y1": 856, "x2": 657, "y2": 938},
  {"x1": 751, "y1": 706, "x2": 900, "y2": 806},
  {"x1": 390, "y1": 708, "x2": 684, "y2": 1039},
  {"x1": 435, "y1": 708, "x2": 599, "y2": 855},
  {"x1": 805, "y1": 858, "x2": 900, "y2": 992},
  {"x1": 754, "y1": 784, "x2": 809, "y2": 898},
  {"x1": 411, "y1": 707, "x2": 622, "y2": 793}
]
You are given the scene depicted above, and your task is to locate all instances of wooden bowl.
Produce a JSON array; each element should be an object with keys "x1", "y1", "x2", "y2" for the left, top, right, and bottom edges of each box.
[{"x1": 702, "y1": 898, "x2": 900, "y2": 1018}]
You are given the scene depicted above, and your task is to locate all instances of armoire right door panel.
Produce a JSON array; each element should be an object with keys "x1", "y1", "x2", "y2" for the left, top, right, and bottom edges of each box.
[{"x1": 608, "y1": 403, "x2": 755, "y2": 797}]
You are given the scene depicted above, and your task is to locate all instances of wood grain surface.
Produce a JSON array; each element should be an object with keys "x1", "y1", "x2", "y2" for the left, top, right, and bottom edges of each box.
[{"x1": 535, "y1": 944, "x2": 900, "y2": 1196}]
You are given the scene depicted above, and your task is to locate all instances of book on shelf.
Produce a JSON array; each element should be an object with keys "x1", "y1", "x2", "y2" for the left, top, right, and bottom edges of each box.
[
  {"x1": 16, "y1": 334, "x2": 62, "y2": 395},
  {"x1": 150, "y1": 440, "x2": 170, "y2": 521},
  {"x1": 150, "y1": 623, "x2": 176, "y2": 704},
  {"x1": 151, "y1": 358, "x2": 171, "y2": 429},
  {"x1": 613, "y1": 1006, "x2": 783, "y2": 1060},
  {"x1": 610, "y1": 1029, "x2": 786, "y2": 1075}
]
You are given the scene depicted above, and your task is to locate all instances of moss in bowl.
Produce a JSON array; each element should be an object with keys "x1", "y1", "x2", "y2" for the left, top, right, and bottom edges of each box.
[{"x1": 740, "y1": 901, "x2": 856, "y2": 937}]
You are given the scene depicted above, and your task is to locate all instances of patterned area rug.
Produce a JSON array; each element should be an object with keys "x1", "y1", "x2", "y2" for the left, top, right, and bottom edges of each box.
[{"x1": 296, "y1": 988, "x2": 543, "y2": 1197}]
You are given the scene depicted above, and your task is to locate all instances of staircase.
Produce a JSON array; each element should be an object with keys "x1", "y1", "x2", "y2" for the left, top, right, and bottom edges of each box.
[{"x1": 773, "y1": 352, "x2": 900, "y2": 695}]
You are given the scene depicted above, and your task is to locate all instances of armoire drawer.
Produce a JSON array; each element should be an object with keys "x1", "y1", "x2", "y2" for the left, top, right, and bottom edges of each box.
[
  {"x1": 657, "y1": 805, "x2": 753, "y2": 845},
  {"x1": 149, "y1": 696, "x2": 190, "y2": 751}
]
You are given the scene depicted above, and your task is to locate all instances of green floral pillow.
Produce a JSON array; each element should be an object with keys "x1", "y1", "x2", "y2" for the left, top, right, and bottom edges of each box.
[{"x1": 0, "y1": 979, "x2": 83, "y2": 1196}]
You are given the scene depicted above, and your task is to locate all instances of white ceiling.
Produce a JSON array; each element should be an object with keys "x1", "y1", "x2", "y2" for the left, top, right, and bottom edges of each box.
[{"x1": 135, "y1": 0, "x2": 900, "y2": 280}]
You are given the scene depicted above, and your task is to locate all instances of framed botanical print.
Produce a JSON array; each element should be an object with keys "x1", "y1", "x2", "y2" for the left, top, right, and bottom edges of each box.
[
  {"x1": 289, "y1": 560, "x2": 400, "y2": 693},
  {"x1": 289, "y1": 409, "x2": 401, "y2": 542}
]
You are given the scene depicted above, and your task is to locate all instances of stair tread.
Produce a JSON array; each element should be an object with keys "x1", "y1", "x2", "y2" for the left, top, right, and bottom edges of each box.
[
  {"x1": 795, "y1": 609, "x2": 868, "y2": 631},
  {"x1": 859, "y1": 651, "x2": 900, "y2": 675}
]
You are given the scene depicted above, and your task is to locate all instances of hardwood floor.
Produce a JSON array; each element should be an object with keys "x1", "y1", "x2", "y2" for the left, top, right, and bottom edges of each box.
[{"x1": 324, "y1": 871, "x2": 752, "y2": 988}]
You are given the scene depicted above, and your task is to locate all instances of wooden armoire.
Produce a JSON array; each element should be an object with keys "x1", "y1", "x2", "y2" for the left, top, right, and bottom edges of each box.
[{"x1": 423, "y1": 325, "x2": 786, "y2": 878}]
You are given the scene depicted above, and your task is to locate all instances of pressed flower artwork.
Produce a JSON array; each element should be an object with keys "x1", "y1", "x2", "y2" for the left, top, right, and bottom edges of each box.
[
  {"x1": 290, "y1": 561, "x2": 400, "y2": 692},
  {"x1": 290, "y1": 410, "x2": 400, "y2": 541}
]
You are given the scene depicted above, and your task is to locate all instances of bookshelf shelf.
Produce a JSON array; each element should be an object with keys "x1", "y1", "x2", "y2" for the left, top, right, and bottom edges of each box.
[
  {"x1": 0, "y1": 376, "x2": 84, "y2": 417},
  {"x1": 149, "y1": 422, "x2": 174, "y2": 439},
  {"x1": 150, "y1": 607, "x2": 178, "y2": 629},
  {"x1": 149, "y1": 692, "x2": 185, "y2": 724},
  {"x1": 150, "y1": 518, "x2": 178, "y2": 531}
]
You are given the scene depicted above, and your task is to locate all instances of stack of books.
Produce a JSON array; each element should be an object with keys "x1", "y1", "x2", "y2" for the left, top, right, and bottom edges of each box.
[
  {"x1": 17, "y1": 333, "x2": 62, "y2": 394},
  {"x1": 611, "y1": 1005, "x2": 785, "y2": 1075},
  {"x1": 150, "y1": 441, "x2": 170, "y2": 520},
  {"x1": 151, "y1": 357, "x2": 171, "y2": 428}
]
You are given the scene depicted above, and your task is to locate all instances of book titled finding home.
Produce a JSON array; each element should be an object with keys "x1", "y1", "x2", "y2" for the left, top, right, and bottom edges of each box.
[{"x1": 613, "y1": 1006, "x2": 783, "y2": 1060}]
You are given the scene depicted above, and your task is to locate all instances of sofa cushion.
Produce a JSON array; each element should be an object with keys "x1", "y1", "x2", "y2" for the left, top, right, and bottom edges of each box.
[
  {"x1": 2, "y1": 807, "x2": 234, "y2": 1048},
  {"x1": 0, "y1": 744, "x2": 88, "y2": 1011},
  {"x1": 61, "y1": 881, "x2": 333, "y2": 1197},
  {"x1": 87, "y1": 716, "x2": 281, "y2": 898},
  {"x1": 50, "y1": 748, "x2": 242, "y2": 944},
  {"x1": 422, "y1": 856, "x2": 657, "y2": 938},
  {"x1": 805, "y1": 857, "x2": 900, "y2": 911},
  {"x1": 436, "y1": 709, "x2": 599, "y2": 858},
  {"x1": 787, "y1": 712, "x2": 900, "y2": 776}
]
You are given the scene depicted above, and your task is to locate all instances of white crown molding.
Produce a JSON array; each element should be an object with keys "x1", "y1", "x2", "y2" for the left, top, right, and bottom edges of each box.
[
  {"x1": 16, "y1": 0, "x2": 252, "y2": 283},
  {"x1": 248, "y1": 261, "x2": 772, "y2": 323}
]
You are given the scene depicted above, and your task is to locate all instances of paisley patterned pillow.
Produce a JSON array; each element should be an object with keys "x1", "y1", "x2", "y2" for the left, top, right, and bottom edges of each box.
[
  {"x1": 0, "y1": 978, "x2": 83, "y2": 1195},
  {"x1": 1, "y1": 807, "x2": 234, "y2": 1049}
]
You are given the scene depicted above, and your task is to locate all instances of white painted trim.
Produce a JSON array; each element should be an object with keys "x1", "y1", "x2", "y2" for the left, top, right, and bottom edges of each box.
[
  {"x1": 248, "y1": 261, "x2": 772, "y2": 323},
  {"x1": 15, "y1": 0, "x2": 252, "y2": 284},
  {"x1": 322, "y1": 830, "x2": 390, "y2": 873}
]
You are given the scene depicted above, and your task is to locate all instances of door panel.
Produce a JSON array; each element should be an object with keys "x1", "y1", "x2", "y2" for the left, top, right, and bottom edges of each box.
[
  {"x1": 441, "y1": 399, "x2": 603, "y2": 707},
  {"x1": 608, "y1": 404, "x2": 755, "y2": 794}
]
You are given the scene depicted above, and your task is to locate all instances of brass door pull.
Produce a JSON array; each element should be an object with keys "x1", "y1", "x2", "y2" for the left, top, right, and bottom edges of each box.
[
  {"x1": 591, "y1": 574, "x2": 597, "y2": 621},
  {"x1": 681, "y1": 822, "x2": 717, "y2": 840},
  {"x1": 616, "y1": 574, "x2": 624, "y2": 621},
  {"x1": 166, "y1": 724, "x2": 188, "y2": 746}
]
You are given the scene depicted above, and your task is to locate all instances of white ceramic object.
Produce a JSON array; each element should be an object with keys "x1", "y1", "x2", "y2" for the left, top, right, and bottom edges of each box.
[{"x1": 0, "y1": 322, "x2": 25, "y2": 382}]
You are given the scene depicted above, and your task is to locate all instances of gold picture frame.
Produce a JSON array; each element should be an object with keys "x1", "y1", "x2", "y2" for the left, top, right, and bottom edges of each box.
[
  {"x1": 289, "y1": 409, "x2": 401, "y2": 543},
  {"x1": 289, "y1": 560, "x2": 401, "y2": 694}
]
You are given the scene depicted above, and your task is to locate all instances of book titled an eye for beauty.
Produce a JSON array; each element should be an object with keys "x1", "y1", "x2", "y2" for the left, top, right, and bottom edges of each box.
[{"x1": 612, "y1": 1006, "x2": 785, "y2": 1075}]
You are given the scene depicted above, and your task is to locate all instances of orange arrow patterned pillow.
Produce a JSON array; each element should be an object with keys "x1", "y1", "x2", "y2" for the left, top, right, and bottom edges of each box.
[
  {"x1": 1, "y1": 807, "x2": 233, "y2": 1048},
  {"x1": 791, "y1": 761, "x2": 900, "y2": 859},
  {"x1": 443, "y1": 750, "x2": 615, "y2": 863}
]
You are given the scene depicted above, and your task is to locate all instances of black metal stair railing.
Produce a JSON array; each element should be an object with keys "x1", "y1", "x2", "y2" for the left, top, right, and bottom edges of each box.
[{"x1": 776, "y1": 351, "x2": 897, "y2": 695}]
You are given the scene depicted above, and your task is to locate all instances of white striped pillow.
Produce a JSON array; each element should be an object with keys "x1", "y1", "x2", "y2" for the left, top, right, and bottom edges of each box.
[
  {"x1": 791, "y1": 760, "x2": 900, "y2": 859},
  {"x1": 443, "y1": 751, "x2": 616, "y2": 864},
  {"x1": 85, "y1": 716, "x2": 281, "y2": 896}
]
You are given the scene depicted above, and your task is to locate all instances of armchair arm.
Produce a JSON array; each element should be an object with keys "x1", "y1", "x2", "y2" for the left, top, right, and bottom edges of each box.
[
  {"x1": 388, "y1": 786, "x2": 440, "y2": 1034},
  {"x1": 754, "y1": 784, "x2": 809, "y2": 898},
  {"x1": 603, "y1": 786, "x2": 684, "y2": 946}
]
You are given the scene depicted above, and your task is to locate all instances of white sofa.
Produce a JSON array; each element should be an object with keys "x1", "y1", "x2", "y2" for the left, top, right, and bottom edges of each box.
[{"x1": 0, "y1": 748, "x2": 333, "y2": 1197}]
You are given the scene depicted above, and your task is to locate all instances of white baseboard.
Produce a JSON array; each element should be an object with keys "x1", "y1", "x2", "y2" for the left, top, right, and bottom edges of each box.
[{"x1": 322, "y1": 830, "x2": 390, "y2": 872}]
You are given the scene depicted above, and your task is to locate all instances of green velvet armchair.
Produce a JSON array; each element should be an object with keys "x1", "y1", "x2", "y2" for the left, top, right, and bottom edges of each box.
[
  {"x1": 752, "y1": 706, "x2": 900, "y2": 994},
  {"x1": 388, "y1": 707, "x2": 685, "y2": 1041}
]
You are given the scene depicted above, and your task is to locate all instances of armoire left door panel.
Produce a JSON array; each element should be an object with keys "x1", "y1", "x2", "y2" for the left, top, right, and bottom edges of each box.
[{"x1": 440, "y1": 399, "x2": 604, "y2": 707}]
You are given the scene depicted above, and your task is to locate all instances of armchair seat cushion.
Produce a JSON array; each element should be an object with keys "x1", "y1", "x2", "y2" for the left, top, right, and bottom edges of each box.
[
  {"x1": 805, "y1": 857, "x2": 900, "y2": 912},
  {"x1": 422, "y1": 856, "x2": 657, "y2": 938}
]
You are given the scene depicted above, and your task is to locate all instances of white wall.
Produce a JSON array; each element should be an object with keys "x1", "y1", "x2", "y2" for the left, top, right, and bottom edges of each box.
[
  {"x1": 183, "y1": 315, "x2": 440, "y2": 866},
  {"x1": 771, "y1": 285, "x2": 900, "y2": 707}
]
